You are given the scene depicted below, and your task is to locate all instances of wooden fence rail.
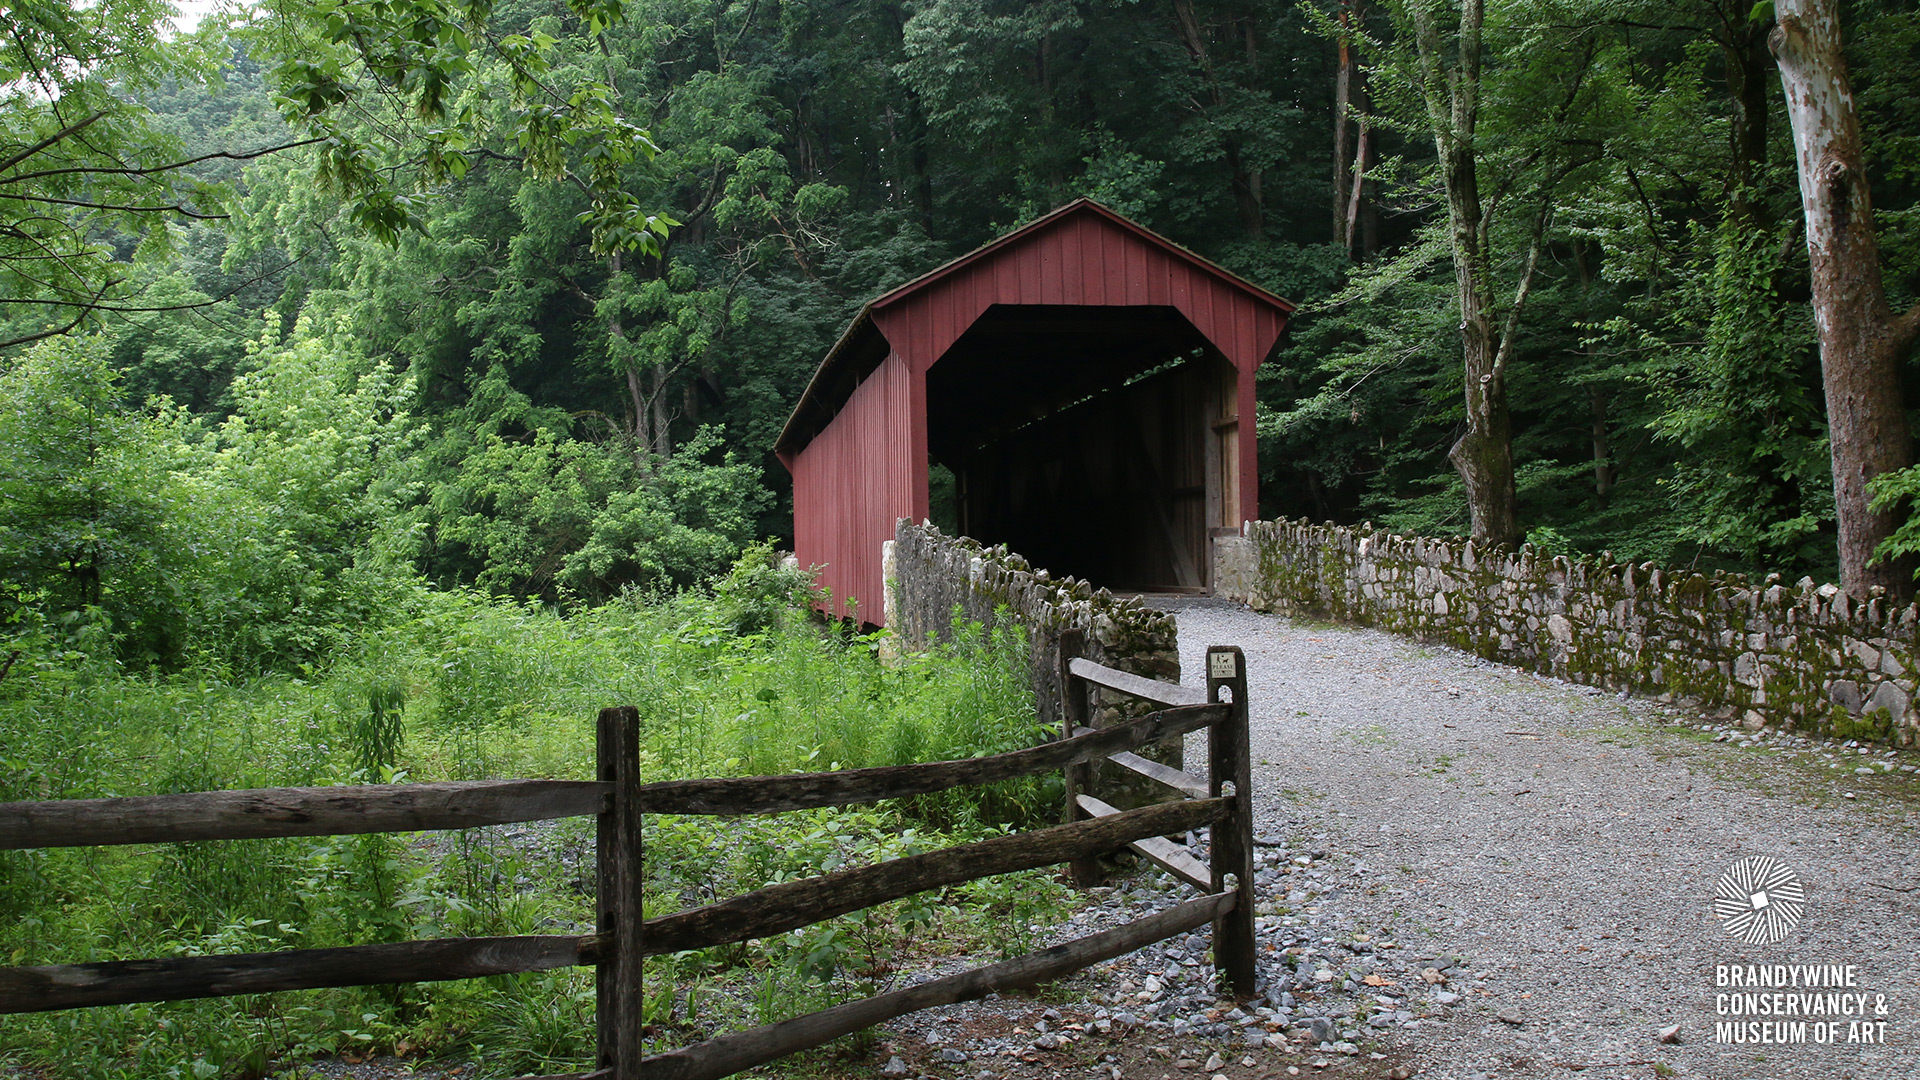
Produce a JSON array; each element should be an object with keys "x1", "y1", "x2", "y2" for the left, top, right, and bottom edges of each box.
[
  {"x1": 0, "y1": 708, "x2": 644, "y2": 1080},
  {"x1": 0, "y1": 779, "x2": 613, "y2": 849},
  {"x1": 1058, "y1": 633, "x2": 1256, "y2": 993},
  {"x1": 0, "y1": 934, "x2": 604, "y2": 1013},
  {"x1": 641, "y1": 796, "x2": 1232, "y2": 956},
  {"x1": 636, "y1": 701, "x2": 1225, "y2": 814},
  {"x1": 642, "y1": 890, "x2": 1239, "y2": 1080},
  {"x1": 0, "y1": 643, "x2": 1255, "y2": 1080}
]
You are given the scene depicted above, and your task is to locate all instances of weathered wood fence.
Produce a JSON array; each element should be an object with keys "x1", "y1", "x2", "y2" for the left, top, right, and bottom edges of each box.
[
  {"x1": 0, "y1": 645, "x2": 1253, "y2": 1080},
  {"x1": 0, "y1": 706, "x2": 647, "y2": 1080},
  {"x1": 638, "y1": 642, "x2": 1253, "y2": 1080}
]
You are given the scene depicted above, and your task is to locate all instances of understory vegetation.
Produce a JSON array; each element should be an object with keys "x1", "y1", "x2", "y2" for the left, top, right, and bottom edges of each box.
[{"x1": 0, "y1": 555, "x2": 1067, "y2": 1078}]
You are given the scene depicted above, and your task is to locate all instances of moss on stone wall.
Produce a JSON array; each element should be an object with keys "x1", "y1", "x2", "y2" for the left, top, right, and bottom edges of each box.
[{"x1": 1215, "y1": 520, "x2": 1920, "y2": 746}]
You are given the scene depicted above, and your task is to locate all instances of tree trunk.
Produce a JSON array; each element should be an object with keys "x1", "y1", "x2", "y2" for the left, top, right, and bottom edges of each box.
[
  {"x1": 1724, "y1": 11, "x2": 1772, "y2": 225},
  {"x1": 906, "y1": 88, "x2": 935, "y2": 232},
  {"x1": 1345, "y1": 109, "x2": 1370, "y2": 257},
  {"x1": 1771, "y1": 0, "x2": 1920, "y2": 600},
  {"x1": 1590, "y1": 387, "x2": 1613, "y2": 507},
  {"x1": 1406, "y1": 0, "x2": 1520, "y2": 547},
  {"x1": 1235, "y1": 6, "x2": 1264, "y2": 235},
  {"x1": 1226, "y1": 146, "x2": 1264, "y2": 237},
  {"x1": 626, "y1": 365, "x2": 650, "y2": 450},
  {"x1": 1439, "y1": 129, "x2": 1519, "y2": 547},
  {"x1": 650, "y1": 362, "x2": 673, "y2": 456},
  {"x1": 1356, "y1": 59, "x2": 1379, "y2": 257},
  {"x1": 1332, "y1": 10, "x2": 1352, "y2": 247},
  {"x1": 1445, "y1": 252, "x2": 1520, "y2": 549},
  {"x1": 1570, "y1": 239, "x2": 1612, "y2": 506},
  {"x1": 1173, "y1": 0, "x2": 1263, "y2": 237},
  {"x1": 1333, "y1": 2, "x2": 1371, "y2": 254},
  {"x1": 1305, "y1": 469, "x2": 1331, "y2": 522},
  {"x1": 608, "y1": 249, "x2": 652, "y2": 453},
  {"x1": 881, "y1": 1, "x2": 937, "y2": 231}
]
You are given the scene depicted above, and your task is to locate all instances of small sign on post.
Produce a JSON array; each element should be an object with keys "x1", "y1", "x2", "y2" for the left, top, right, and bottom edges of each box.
[{"x1": 1207, "y1": 650, "x2": 1240, "y2": 681}]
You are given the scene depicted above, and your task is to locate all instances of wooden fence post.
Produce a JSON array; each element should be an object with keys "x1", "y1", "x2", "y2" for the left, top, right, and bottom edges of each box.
[
  {"x1": 597, "y1": 706, "x2": 642, "y2": 1078},
  {"x1": 1057, "y1": 630, "x2": 1102, "y2": 888},
  {"x1": 1205, "y1": 646, "x2": 1255, "y2": 998}
]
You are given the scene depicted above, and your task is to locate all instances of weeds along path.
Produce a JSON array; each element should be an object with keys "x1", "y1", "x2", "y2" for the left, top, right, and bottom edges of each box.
[{"x1": 1158, "y1": 596, "x2": 1920, "y2": 1080}]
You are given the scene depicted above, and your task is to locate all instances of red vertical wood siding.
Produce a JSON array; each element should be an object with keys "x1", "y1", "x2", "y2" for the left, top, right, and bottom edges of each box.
[
  {"x1": 789, "y1": 352, "x2": 924, "y2": 620},
  {"x1": 787, "y1": 201, "x2": 1290, "y2": 620}
]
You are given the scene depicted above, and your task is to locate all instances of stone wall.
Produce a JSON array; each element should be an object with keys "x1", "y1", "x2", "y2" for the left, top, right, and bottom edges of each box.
[
  {"x1": 888, "y1": 521, "x2": 1186, "y2": 799},
  {"x1": 1213, "y1": 519, "x2": 1920, "y2": 746}
]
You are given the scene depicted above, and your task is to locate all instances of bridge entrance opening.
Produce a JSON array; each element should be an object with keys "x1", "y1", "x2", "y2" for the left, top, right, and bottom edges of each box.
[{"x1": 926, "y1": 305, "x2": 1242, "y2": 593}]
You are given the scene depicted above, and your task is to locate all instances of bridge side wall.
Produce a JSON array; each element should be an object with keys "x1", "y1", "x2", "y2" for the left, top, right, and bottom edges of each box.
[
  {"x1": 889, "y1": 521, "x2": 1187, "y2": 802},
  {"x1": 1214, "y1": 520, "x2": 1920, "y2": 745}
]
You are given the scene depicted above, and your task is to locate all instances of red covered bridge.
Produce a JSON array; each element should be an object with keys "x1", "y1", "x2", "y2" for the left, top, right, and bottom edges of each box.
[{"x1": 775, "y1": 199, "x2": 1293, "y2": 621}]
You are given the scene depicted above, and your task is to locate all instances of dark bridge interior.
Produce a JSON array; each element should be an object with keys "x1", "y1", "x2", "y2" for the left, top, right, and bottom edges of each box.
[{"x1": 926, "y1": 305, "x2": 1241, "y2": 592}]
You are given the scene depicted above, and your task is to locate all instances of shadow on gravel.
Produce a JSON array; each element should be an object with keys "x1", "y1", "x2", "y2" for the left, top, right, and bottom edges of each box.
[{"x1": 790, "y1": 1001, "x2": 1418, "y2": 1080}]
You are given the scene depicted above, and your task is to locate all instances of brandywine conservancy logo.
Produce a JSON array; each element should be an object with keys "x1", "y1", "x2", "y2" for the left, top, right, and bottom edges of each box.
[{"x1": 1713, "y1": 856, "x2": 1807, "y2": 945}]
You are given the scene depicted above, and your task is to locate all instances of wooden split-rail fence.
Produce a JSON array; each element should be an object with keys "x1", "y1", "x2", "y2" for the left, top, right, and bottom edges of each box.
[{"x1": 0, "y1": 643, "x2": 1254, "y2": 1080}]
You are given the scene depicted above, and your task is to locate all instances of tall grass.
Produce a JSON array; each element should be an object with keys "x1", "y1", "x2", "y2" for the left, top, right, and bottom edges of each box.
[{"x1": 0, "y1": 556, "x2": 1056, "y2": 1078}]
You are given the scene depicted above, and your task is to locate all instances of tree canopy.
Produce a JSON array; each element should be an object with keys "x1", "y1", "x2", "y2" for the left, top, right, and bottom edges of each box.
[{"x1": 10, "y1": 0, "x2": 1920, "y2": 671}]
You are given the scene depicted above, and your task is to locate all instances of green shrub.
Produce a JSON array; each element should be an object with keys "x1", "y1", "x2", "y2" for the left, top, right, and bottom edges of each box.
[{"x1": 0, "y1": 584, "x2": 1067, "y2": 1076}]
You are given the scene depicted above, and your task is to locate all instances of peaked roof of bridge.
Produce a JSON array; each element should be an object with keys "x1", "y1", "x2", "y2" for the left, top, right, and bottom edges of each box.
[{"x1": 774, "y1": 198, "x2": 1293, "y2": 457}]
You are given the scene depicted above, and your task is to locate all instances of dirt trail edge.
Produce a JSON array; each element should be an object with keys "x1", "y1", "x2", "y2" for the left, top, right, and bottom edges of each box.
[{"x1": 1159, "y1": 595, "x2": 1920, "y2": 1080}]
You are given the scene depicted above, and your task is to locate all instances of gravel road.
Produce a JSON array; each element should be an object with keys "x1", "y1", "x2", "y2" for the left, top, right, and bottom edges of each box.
[{"x1": 1158, "y1": 595, "x2": 1920, "y2": 1080}]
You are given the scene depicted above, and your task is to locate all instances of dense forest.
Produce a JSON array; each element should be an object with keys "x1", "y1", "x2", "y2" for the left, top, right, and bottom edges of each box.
[{"x1": 8, "y1": 0, "x2": 1920, "y2": 670}]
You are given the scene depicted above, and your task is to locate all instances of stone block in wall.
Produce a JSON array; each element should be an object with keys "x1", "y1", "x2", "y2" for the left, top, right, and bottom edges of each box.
[
  {"x1": 1869, "y1": 681, "x2": 1908, "y2": 725},
  {"x1": 1212, "y1": 535, "x2": 1254, "y2": 601}
]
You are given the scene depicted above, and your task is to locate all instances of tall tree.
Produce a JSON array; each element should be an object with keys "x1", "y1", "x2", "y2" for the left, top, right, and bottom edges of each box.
[
  {"x1": 1770, "y1": 0, "x2": 1918, "y2": 599},
  {"x1": 1390, "y1": 0, "x2": 1518, "y2": 545},
  {"x1": 1331, "y1": 0, "x2": 1373, "y2": 256},
  {"x1": 1352, "y1": 0, "x2": 1611, "y2": 548},
  {"x1": 1170, "y1": 0, "x2": 1267, "y2": 237}
]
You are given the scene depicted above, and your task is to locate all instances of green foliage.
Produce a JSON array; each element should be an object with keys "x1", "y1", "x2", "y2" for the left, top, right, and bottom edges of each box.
[
  {"x1": 246, "y1": 0, "x2": 673, "y2": 255},
  {"x1": 635, "y1": 554, "x2": 1050, "y2": 828},
  {"x1": 19, "y1": 0, "x2": 1920, "y2": 592},
  {"x1": 1868, "y1": 464, "x2": 1920, "y2": 572},
  {"x1": 0, "y1": 337, "x2": 169, "y2": 662},
  {"x1": 430, "y1": 424, "x2": 768, "y2": 601},
  {"x1": 2, "y1": 304, "x2": 784, "y2": 674},
  {"x1": 712, "y1": 539, "x2": 817, "y2": 635},
  {"x1": 1642, "y1": 218, "x2": 1834, "y2": 572},
  {"x1": 36, "y1": 0, "x2": 1920, "y2": 1068},
  {"x1": 0, "y1": 0, "x2": 224, "y2": 347},
  {"x1": 957, "y1": 867, "x2": 1075, "y2": 960},
  {"x1": 163, "y1": 317, "x2": 428, "y2": 668},
  {"x1": 0, "y1": 585, "x2": 1059, "y2": 1076},
  {"x1": 1252, "y1": 0, "x2": 1920, "y2": 577}
]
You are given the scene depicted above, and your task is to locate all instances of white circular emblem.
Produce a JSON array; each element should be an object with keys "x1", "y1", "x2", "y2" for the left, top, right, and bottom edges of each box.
[{"x1": 1713, "y1": 856, "x2": 1807, "y2": 946}]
